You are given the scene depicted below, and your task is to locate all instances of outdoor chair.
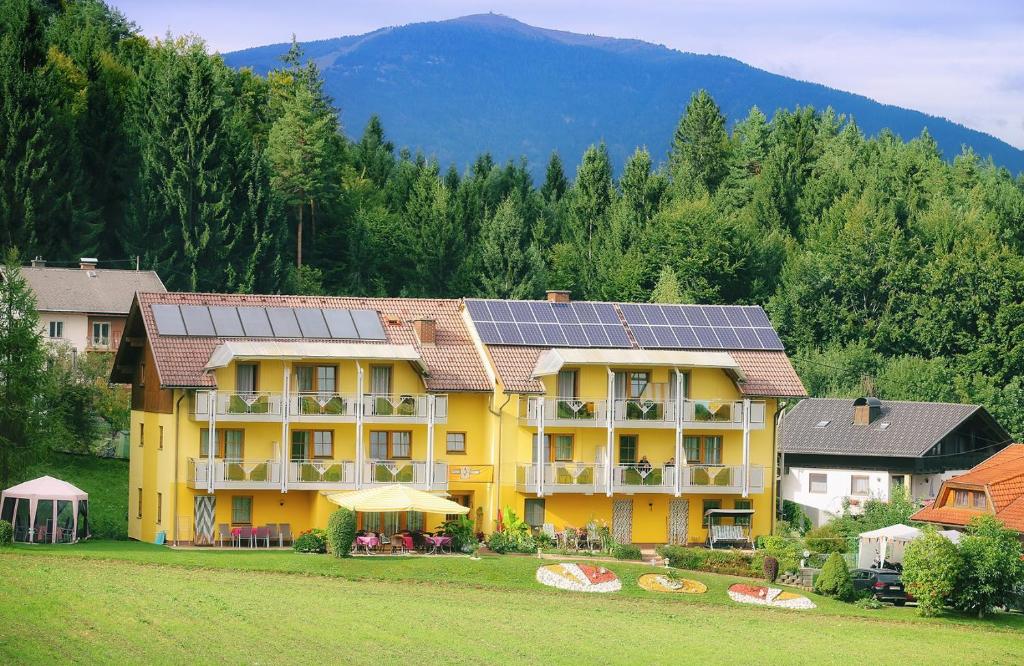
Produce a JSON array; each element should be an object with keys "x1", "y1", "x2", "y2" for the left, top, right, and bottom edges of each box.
[
  {"x1": 237, "y1": 526, "x2": 254, "y2": 548},
  {"x1": 542, "y1": 523, "x2": 556, "y2": 543},
  {"x1": 217, "y1": 524, "x2": 232, "y2": 547},
  {"x1": 391, "y1": 534, "x2": 407, "y2": 554},
  {"x1": 266, "y1": 523, "x2": 280, "y2": 547},
  {"x1": 254, "y1": 526, "x2": 271, "y2": 548},
  {"x1": 708, "y1": 524, "x2": 748, "y2": 550},
  {"x1": 279, "y1": 524, "x2": 293, "y2": 546},
  {"x1": 379, "y1": 533, "x2": 390, "y2": 552}
]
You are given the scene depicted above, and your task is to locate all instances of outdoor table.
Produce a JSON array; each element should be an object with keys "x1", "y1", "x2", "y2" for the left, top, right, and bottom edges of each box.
[
  {"x1": 398, "y1": 535, "x2": 414, "y2": 551},
  {"x1": 425, "y1": 535, "x2": 452, "y2": 554},
  {"x1": 355, "y1": 535, "x2": 380, "y2": 554}
]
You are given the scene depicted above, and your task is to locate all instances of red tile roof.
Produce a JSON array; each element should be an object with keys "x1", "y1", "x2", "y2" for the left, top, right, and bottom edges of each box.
[
  {"x1": 134, "y1": 292, "x2": 493, "y2": 392},
  {"x1": 487, "y1": 346, "x2": 544, "y2": 393},
  {"x1": 912, "y1": 444, "x2": 1024, "y2": 532}
]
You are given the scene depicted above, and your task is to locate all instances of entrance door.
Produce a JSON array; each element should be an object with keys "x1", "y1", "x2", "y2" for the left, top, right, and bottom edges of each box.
[
  {"x1": 194, "y1": 496, "x2": 216, "y2": 546},
  {"x1": 668, "y1": 499, "x2": 689, "y2": 545},
  {"x1": 612, "y1": 499, "x2": 633, "y2": 544}
]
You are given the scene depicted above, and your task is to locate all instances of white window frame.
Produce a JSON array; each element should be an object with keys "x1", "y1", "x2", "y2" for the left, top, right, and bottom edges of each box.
[
  {"x1": 808, "y1": 473, "x2": 828, "y2": 494},
  {"x1": 48, "y1": 320, "x2": 64, "y2": 338},
  {"x1": 91, "y1": 321, "x2": 111, "y2": 347},
  {"x1": 850, "y1": 475, "x2": 870, "y2": 496}
]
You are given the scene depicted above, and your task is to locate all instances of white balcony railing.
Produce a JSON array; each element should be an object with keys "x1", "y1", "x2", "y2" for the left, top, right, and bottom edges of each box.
[
  {"x1": 520, "y1": 397, "x2": 607, "y2": 427},
  {"x1": 517, "y1": 462, "x2": 608, "y2": 493},
  {"x1": 362, "y1": 394, "x2": 447, "y2": 422},
  {"x1": 291, "y1": 393, "x2": 359, "y2": 419},
  {"x1": 193, "y1": 391, "x2": 284, "y2": 420},
  {"x1": 363, "y1": 460, "x2": 447, "y2": 490},
  {"x1": 612, "y1": 464, "x2": 677, "y2": 492},
  {"x1": 679, "y1": 464, "x2": 765, "y2": 494},
  {"x1": 515, "y1": 463, "x2": 765, "y2": 495},
  {"x1": 682, "y1": 400, "x2": 766, "y2": 428},
  {"x1": 613, "y1": 398, "x2": 676, "y2": 425},
  {"x1": 188, "y1": 458, "x2": 281, "y2": 489},
  {"x1": 193, "y1": 391, "x2": 448, "y2": 424},
  {"x1": 288, "y1": 460, "x2": 356, "y2": 488}
]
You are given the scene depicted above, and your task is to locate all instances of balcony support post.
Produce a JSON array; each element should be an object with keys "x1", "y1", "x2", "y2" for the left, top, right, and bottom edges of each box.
[
  {"x1": 536, "y1": 396, "x2": 545, "y2": 497},
  {"x1": 426, "y1": 394, "x2": 436, "y2": 489},
  {"x1": 207, "y1": 390, "x2": 216, "y2": 494},
  {"x1": 742, "y1": 398, "x2": 751, "y2": 498},
  {"x1": 355, "y1": 362, "x2": 364, "y2": 488},
  {"x1": 674, "y1": 369, "x2": 684, "y2": 497},
  {"x1": 605, "y1": 368, "x2": 614, "y2": 497},
  {"x1": 280, "y1": 364, "x2": 290, "y2": 493}
]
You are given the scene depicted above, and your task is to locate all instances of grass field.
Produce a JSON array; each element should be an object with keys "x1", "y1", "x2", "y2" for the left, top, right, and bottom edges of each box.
[{"x1": 1, "y1": 542, "x2": 1022, "y2": 664}]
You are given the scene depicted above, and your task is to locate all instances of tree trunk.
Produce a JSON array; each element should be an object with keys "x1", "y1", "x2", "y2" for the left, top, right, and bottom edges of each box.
[{"x1": 296, "y1": 203, "x2": 304, "y2": 268}]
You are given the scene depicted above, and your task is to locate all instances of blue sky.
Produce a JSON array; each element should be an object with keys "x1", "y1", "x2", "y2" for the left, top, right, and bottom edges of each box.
[{"x1": 109, "y1": 0, "x2": 1024, "y2": 149}]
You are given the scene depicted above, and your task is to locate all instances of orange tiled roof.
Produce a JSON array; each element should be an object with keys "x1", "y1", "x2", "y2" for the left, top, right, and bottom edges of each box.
[
  {"x1": 134, "y1": 292, "x2": 493, "y2": 392},
  {"x1": 912, "y1": 444, "x2": 1024, "y2": 532},
  {"x1": 487, "y1": 345, "x2": 545, "y2": 393}
]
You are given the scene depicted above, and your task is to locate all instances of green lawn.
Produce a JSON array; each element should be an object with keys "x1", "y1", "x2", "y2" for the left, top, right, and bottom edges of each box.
[
  {"x1": 1, "y1": 542, "x2": 1022, "y2": 664},
  {"x1": 13, "y1": 453, "x2": 128, "y2": 539}
]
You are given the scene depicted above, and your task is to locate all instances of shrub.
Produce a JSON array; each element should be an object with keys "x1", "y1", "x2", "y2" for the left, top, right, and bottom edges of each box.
[
  {"x1": 657, "y1": 546, "x2": 755, "y2": 577},
  {"x1": 612, "y1": 544, "x2": 643, "y2": 560},
  {"x1": 0, "y1": 519, "x2": 11, "y2": 545},
  {"x1": 814, "y1": 552, "x2": 855, "y2": 601},
  {"x1": 950, "y1": 515, "x2": 1024, "y2": 618},
  {"x1": 781, "y1": 500, "x2": 812, "y2": 535},
  {"x1": 326, "y1": 508, "x2": 356, "y2": 558},
  {"x1": 753, "y1": 535, "x2": 802, "y2": 574},
  {"x1": 293, "y1": 528, "x2": 327, "y2": 554},
  {"x1": 486, "y1": 530, "x2": 535, "y2": 554},
  {"x1": 902, "y1": 526, "x2": 961, "y2": 617},
  {"x1": 762, "y1": 555, "x2": 779, "y2": 583},
  {"x1": 854, "y1": 596, "x2": 884, "y2": 610},
  {"x1": 442, "y1": 515, "x2": 477, "y2": 552},
  {"x1": 804, "y1": 523, "x2": 849, "y2": 554}
]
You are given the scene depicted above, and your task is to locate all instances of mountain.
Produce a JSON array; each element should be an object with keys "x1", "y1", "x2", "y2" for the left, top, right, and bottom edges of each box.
[{"x1": 224, "y1": 13, "x2": 1024, "y2": 176}]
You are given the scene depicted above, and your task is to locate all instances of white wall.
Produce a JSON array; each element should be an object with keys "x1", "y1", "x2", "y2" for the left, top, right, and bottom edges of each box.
[
  {"x1": 783, "y1": 467, "x2": 891, "y2": 526},
  {"x1": 39, "y1": 312, "x2": 89, "y2": 354}
]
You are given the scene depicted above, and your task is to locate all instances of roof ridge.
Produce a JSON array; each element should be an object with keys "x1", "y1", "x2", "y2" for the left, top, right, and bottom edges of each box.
[{"x1": 796, "y1": 397, "x2": 980, "y2": 409}]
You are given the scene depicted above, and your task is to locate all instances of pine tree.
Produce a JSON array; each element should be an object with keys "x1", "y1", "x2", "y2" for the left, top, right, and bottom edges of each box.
[
  {"x1": 541, "y1": 151, "x2": 567, "y2": 203},
  {"x1": 477, "y1": 194, "x2": 542, "y2": 299},
  {"x1": 669, "y1": 89, "x2": 729, "y2": 195},
  {"x1": 651, "y1": 265, "x2": 684, "y2": 303},
  {"x1": 565, "y1": 143, "x2": 615, "y2": 295}
]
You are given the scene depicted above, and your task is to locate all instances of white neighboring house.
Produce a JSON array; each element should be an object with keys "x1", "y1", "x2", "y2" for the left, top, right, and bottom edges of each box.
[
  {"x1": 9, "y1": 258, "x2": 165, "y2": 355},
  {"x1": 780, "y1": 397, "x2": 1012, "y2": 526}
]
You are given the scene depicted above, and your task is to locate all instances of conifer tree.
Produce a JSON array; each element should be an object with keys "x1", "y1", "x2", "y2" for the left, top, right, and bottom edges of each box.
[
  {"x1": 651, "y1": 265, "x2": 684, "y2": 304},
  {"x1": 669, "y1": 89, "x2": 729, "y2": 195}
]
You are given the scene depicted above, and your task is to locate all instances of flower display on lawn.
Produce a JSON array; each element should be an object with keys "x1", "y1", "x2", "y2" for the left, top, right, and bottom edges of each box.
[
  {"x1": 637, "y1": 573, "x2": 708, "y2": 594},
  {"x1": 536, "y1": 563, "x2": 621, "y2": 593},
  {"x1": 727, "y1": 583, "x2": 816, "y2": 609}
]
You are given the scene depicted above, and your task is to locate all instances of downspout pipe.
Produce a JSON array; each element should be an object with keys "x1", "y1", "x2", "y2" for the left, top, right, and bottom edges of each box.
[
  {"x1": 773, "y1": 400, "x2": 789, "y2": 532},
  {"x1": 172, "y1": 390, "x2": 186, "y2": 546},
  {"x1": 487, "y1": 390, "x2": 512, "y2": 530}
]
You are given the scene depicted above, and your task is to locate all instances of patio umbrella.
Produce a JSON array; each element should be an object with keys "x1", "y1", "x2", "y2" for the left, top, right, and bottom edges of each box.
[{"x1": 326, "y1": 484, "x2": 470, "y2": 514}]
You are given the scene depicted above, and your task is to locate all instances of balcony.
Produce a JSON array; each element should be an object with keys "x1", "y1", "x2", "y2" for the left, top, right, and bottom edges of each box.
[
  {"x1": 362, "y1": 394, "x2": 448, "y2": 424},
  {"x1": 519, "y1": 396, "x2": 766, "y2": 430},
  {"x1": 193, "y1": 391, "x2": 284, "y2": 422},
  {"x1": 520, "y1": 397, "x2": 607, "y2": 427},
  {"x1": 291, "y1": 393, "x2": 359, "y2": 422},
  {"x1": 187, "y1": 458, "x2": 282, "y2": 490},
  {"x1": 364, "y1": 460, "x2": 448, "y2": 491},
  {"x1": 192, "y1": 391, "x2": 448, "y2": 425},
  {"x1": 288, "y1": 460, "x2": 356, "y2": 490},
  {"x1": 679, "y1": 400, "x2": 766, "y2": 430},
  {"x1": 515, "y1": 463, "x2": 765, "y2": 495}
]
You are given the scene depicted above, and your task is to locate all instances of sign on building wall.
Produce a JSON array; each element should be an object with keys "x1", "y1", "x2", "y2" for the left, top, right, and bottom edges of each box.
[{"x1": 447, "y1": 465, "x2": 494, "y2": 483}]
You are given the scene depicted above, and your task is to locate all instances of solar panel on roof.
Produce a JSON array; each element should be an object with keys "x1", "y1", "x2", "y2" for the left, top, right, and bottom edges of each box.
[
  {"x1": 583, "y1": 324, "x2": 610, "y2": 346},
  {"x1": 322, "y1": 309, "x2": 358, "y2": 339},
  {"x1": 538, "y1": 323, "x2": 567, "y2": 346},
  {"x1": 735, "y1": 328, "x2": 762, "y2": 349},
  {"x1": 496, "y1": 322, "x2": 524, "y2": 345},
  {"x1": 714, "y1": 327, "x2": 741, "y2": 348},
  {"x1": 180, "y1": 305, "x2": 215, "y2": 336},
  {"x1": 464, "y1": 299, "x2": 632, "y2": 348},
  {"x1": 693, "y1": 327, "x2": 720, "y2": 348},
  {"x1": 519, "y1": 322, "x2": 544, "y2": 345},
  {"x1": 663, "y1": 306, "x2": 687, "y2": 326},
  {"x1": 487, "y1": 300, "x2": 513, "y2": 322},
  {"x1": 350, "y1": 309, "x2": 386, "y2": 340},
  {"x1": 618, "y1": 303, "x2": 785, "y2": 351},
  {"x1": 594, "y1": 303, "x2": 620, "y2": 325},
  {"x1": 265, "y1": 307, "x2": 301, "y2": 337},
  {"x1": 673, "y1": 326, "x2": 699, "y2": 347},
  {"x1": 474, "y1": 321, "x2": 500, "y2": 344},
  {"x1": 573, "y1": 302, "x2": 600, "y2": 324},
  {"x1": 604, "y1": 325, "x2": 631, "y2": 346},
  {"x1": 465, "y1": 300, "x2": 490, "y2": 320},
  {"x1": 631, "y1": 326, "x2": 657, "y2": 347},
  {"x1": 152, "y1": 304, "x2": 187, "y2": 335},
  {"x1": 653, "y1": 326, "x2": 678, "y2": 347},
  {"x1": 724, "y1": 308, "x2": 750, "y2": 327},
  {"x1": 681, "y1": 306, "x2": 710, "y2": 327},
  {"x1": 552, "y1": 303, "x2": 578, "y2": 324},
  {"x1": 237, "y1": 307, "x2": 273, "y2": 337},
  {"x1": 641, "y1": 304, "x2": 668, "y2": 326},
  {"x1": 530, "y1": 301, "x2": 557, "y2": 323},
  {"x1": 295, "y1": 308, "x2": 330, "y2": 338},
  {"x1": 508, "y1": 301, "x2": 535, "y2": 321},
  {"x1": 703, "y1": 306, "x2": 729, "y2": 327},
  {"x1": 743, "y1": 306, "x2": 772, "y2": 327},
  {"x1": 755, "y1": 328, "x2": 783, "y2": 349},
  {"x1": 209, "y1": 306, "x2": 244, "y2": 336},
  {"x1": 562, "y1": 324, "x2": 587, "y2": 346}
]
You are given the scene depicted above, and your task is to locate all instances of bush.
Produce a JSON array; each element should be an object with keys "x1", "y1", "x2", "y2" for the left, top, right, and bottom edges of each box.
[
  {"x1": 657, "y1": 546, "x2": 755, "y2": 577},
  {"x1": 753, "y1": 535, "x2": 802, "y2": 574},
  {"x1": 486, "y1": 530, "x2": 535, "y2": 554},
  {"x1": 781, "y1": 500, "x2": 812, "y2": 535},
  {"x1": 763, "y1": 555, "x2": 779, "y2": 583},
  {"x1": 950, "y1": 515, "x2": 1024, "y2": 618},
  {"x1": 442, "y1": 515, "x2": 477, "y2": 552},
  {"x1": 612, "y1": 544, "x2": 643, "y2": 560},
  {"x1": 293, "y1": 528, "x2": 328, "y2": 554},
  {"x1": 326, "y1": 508, "x2": 356, "y2": 558},
  {"x1": 902, "y1": 526, "x2": 961, "y2": 617},
  {"x1": 814, "y1": 552, "x2": 855, "y2": 601},
  {"x1": 854, "y1": 596, "x2": 884, "y2": 610},
  {"x1": 0, "y1": 519, "x2": 12, "y2": 545},
  {"x1": 804, "y1": 523, "x2": 849, "y2": 554}
]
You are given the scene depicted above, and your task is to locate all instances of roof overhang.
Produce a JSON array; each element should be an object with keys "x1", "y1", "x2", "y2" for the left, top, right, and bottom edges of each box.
[
  {"x1": 704, "y1": 508, "x2": 755, "y2": 517},
  {"x1": 204, "y1": 341, "x2": 425, "y2": 373},
  {"x1": 531, "y1": 348, "x2": 744, "y2": 380}
]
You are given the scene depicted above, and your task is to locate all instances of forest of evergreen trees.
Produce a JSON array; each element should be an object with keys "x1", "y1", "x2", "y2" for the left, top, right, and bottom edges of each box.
[{"x1": 5, "y1": 0, "x2": 1024, "y2": 438}]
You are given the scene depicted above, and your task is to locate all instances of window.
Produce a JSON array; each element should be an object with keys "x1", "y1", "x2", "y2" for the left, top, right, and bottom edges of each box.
[
  {"x1": 370, "y1": 365, "x2": 392, "y2": 395},
  {"x1": 954, "y1": 489, "x2": 969, "y2": 507},
  {"x1": 684, "y1": 436, "x2": 701, "y2": 463},
  {"x1": 851, "y1": 475, "x2": 870, "y2": 496},
  {"x1": 704, "y1": 436, "x2": 722, "y2": 465},
  {"x1": 629, "y1": 372, "x2": 650, "y2": 398},
  {"x1": 524, "y1": 498, "x2": 546, "y2": 528},
  {"x1": 296, "y1": 366, "x2": 314, "y2": 392},
  {"x1": 313, "y1": 431, "x2": 333, "y2": 458},
  {"x1": 553, "y1": 434, "x2": 574, "y2": 461},
  {"x1": 91, "y1": 321, "x2": 110, "y2": 347},
  {"x1": 734, "y1": 499, "x2": 752, "y2": 526},
  {"x1": 296, "y1": 365, "x2": 337, "y2": 393},
  {"x1": 48, "y1": 321, "x2": 63, "y2": 338},
  {"x1": 156, "y1": 493, "x2": 162, "y2": 525},
  {"x1": 683, "y1": 435, "x2": 722, "y2": 464},
  {"x1": 200, "y1": 429, "x2": 245, "y2": 458},
  {"x1": 973, "y1": 492, "x2": 987, "y2": 509},
  {"x1": 556, "y1": 370, "x2": 578, "y2": 398},
  {"x1": 447, "y1": 494, "x2": 472, "y2": 522},
  {"x1": 231, "y1": 496, "x2": 253, "y2": 525},
  {"x1": 370, "y1": 431, "x2": 411, "y2": 459},
  {"x1": 618, "y1": 435, "x2": 638, "y2": 465},
  {"x1": 292, "y1": 431, "x2": 310, "y2": 460},
  {"x1": 702, "y1": 499, "x2": 722, "y2": 527},
  {"x1": 136, "y1": 488, "x2": 142, "y2": 519},
  {"x1": 446, "y1": 432, "x2": 467, "y2": 454},
  {"x1": 809, "y1": 473, "x2": 827, "y2": 494},
  {"x1": 139, "y1": 423, "x2": 144, "y2": 448},
  {"x1": 316, "y1": 366, "x2": 336, "y2": 393},
  {"x1": 139, "y1": 361, "x2": 145, "y2": 387},
  {"x1": 236, "y1": 363, "x2": 258, "y2": 394},
  {"x1": 158, "y1": 425, "x2": 164, "y2": 451}
]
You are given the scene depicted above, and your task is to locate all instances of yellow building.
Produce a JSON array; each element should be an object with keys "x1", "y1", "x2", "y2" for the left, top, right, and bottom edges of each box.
[{"x1": 113, "y1": 291, "x2": 804, "y2": 547}]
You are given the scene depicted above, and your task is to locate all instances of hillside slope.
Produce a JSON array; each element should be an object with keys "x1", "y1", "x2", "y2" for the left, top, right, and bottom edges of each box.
[{"x1": 224, "y1": 13, "x2": 1024, "y2": 175}]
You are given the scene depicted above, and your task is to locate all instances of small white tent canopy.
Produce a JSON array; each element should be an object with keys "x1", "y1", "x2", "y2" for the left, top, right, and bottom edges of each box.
[
  {"x1": 856, "y1": 524, "x2": 961, "y2": 568},
  {"x1": 0, "y1": 476, "x2": 89, "y2": 544}
]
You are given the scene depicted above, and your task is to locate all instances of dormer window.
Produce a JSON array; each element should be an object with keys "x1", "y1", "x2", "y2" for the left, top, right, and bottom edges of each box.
[
  {"x1": 878, "y1": 422, "x2": 891, "y2": 430},
  {"x1": 815, "y1": 420, "x2": 830, "y2": 428}
]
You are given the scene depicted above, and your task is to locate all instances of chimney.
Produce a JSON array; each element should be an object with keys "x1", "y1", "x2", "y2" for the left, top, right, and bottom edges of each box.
[
  {"x1": 30, "y1": 256, "x2": 46, "y2": 268},
  {"x1": 79, "y1": 257, "x2": 98, "y2": 270},
  {"x1": 546, "y1": 290, "x2": 571, "y2": 304},
  {"x1": 412, "y1": 318, "x2": 436, "y2": 345},
  {"x1": 853, "y1": 397, "x2": 882, "y2": 426}
]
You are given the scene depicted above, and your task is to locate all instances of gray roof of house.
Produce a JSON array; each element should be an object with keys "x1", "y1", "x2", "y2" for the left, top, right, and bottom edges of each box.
[
  {"x1": 781, "y1": 398, "x2": 994, "y2": 458},
  {"x1": 18, "y1": 266, "x2": 166, "y2": 315}
]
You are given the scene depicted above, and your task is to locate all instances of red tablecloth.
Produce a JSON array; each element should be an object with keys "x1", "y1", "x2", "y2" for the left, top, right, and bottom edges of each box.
[
  {"x1": 397, "y1": 535, "x2": 414, "y2": 549},
  {"x1": 355, "y1": 535, "x2": 380, "y2": 548}
]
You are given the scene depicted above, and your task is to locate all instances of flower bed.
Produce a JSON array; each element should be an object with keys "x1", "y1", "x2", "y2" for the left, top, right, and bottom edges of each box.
[
  {"x1": 536, "y1": 563, "x2": 621, "y2": 593},
  {"x1": 637, "y1": 573, "x2": 707, "y2": 594},
  {"x1": 727, "y1": 583, "x2": 816, "y2": 609}
]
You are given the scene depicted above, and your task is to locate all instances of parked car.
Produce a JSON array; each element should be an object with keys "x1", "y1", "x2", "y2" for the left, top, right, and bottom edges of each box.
[{"x1": 850, "y1": 568, "x2": 913, "y2": 606}]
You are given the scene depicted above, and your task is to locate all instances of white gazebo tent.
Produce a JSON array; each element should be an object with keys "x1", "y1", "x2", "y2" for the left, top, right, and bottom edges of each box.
[
  {"x1": 856, "y1": 524, "x2": 961, "y2": 569},
  {"x1": 0, "y1": 476, "x2": 89, "y2": 544}
]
